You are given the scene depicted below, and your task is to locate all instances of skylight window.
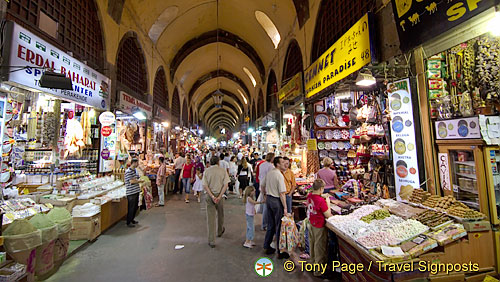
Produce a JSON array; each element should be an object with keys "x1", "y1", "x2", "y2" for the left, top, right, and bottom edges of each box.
[
  {"x1": 148, "y1": 6, "x2": 179, "y2": 44},
  {"x1": 255, "y1": 11, "x2": 281, "y2": 49},
  {"x1": 237, "y1": 89, "x2": 248, "y2": 104},
  {"x1": 243, "y1": 67, "x2": 257, "y2": 87}
]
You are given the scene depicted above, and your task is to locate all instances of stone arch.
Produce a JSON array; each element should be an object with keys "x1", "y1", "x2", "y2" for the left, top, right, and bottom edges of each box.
[
  {"x1": 266, "y1": 70, "x2": 278, "y2": 113},
  {"x1": 282, "y1": 39, "x2": 303, "y2": 86},
  {"x1": 116, "y1": 32, "x2": 149, "y2": 97},
  {"x1": 153, "y1": 67, "x2": 169, "y2": 110}
]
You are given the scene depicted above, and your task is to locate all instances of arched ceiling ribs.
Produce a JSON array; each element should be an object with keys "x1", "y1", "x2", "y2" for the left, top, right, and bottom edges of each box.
[
  {"x1": 210, "y1": 118, "x2": 236, "y2": 130},
  {"x1": 212, "y1": 121, "x2": 234, "y2": 130},
  {"x1": 207, "y1": 112, "x2": 237, "y2": 128},
  {"x1": 189, "y1": 70, "x2": 250, "y2": 102},
  {"x1": 196, "y1": 89, "x2": 246, "y2": 110},
  {"x1": 170, "y1": 29, "x2": 266, "y2": 82},
  {"x1": 201, "y1": 101, "x2": 241, "y2": 121},
  {"x1": 206, "y1": 108, "x2": 238, "y2": 125},
  {"x1": 210, "y1": 116, "x2": 236, "y2": 127}
]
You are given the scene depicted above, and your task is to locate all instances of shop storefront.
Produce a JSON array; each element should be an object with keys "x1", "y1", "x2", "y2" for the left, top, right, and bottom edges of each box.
[{"x1": 395, "y1": 0, "x2": 500, "y2": 274}]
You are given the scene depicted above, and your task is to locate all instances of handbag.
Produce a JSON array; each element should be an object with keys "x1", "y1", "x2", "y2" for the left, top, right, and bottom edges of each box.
[{"x1": 279, "y1": 216, "x2": 300, "y2": 253}]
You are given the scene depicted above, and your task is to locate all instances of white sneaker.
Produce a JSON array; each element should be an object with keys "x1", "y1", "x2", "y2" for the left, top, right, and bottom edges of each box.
[
  {"x1": 223, "y1": 194, "x2": 228, "y2": 199},
  {"x1": 243, "y1": 242, "x2": 253, "y2": 248}
]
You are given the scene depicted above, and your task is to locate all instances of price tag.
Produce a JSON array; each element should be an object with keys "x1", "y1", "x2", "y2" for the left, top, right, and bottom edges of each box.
[
  {"x1": 69, "y1": 191, "x2": 76, "y2": 196},
  {"x1": 52, "y1": 189, "x2": 58, "y2": 195},
  {"x1": 45, "y1": 203, "x2": 54, "y2": 209},
  {"x1": 60, "y1": 190, "x2": 67, "y2": 195}
]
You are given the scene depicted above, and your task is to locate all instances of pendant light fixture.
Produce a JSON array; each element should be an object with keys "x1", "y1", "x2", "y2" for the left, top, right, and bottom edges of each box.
[
  {"x1": 213, "y1": 0, "x2": 224, "y2": 108},
  {"x1": 355, "y1": 69, "x2": 377, "y2": 87}
]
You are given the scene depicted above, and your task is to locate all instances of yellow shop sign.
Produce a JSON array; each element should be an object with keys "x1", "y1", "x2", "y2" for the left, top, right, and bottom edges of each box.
[
  {"x1": 304, "y1": 13, "x2": 373, "y2": 98},
  {"x1": 278, "y1": 72, "x2": 303, "y2": 104}
]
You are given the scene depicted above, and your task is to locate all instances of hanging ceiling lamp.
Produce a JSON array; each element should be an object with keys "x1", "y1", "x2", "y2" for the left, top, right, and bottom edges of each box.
[
  {"x1": 213, "y1": 0, "x2": 223, "y2": 108},
  {"x1": 355, "y1": 69, "x2": 376, "y2": 86}
]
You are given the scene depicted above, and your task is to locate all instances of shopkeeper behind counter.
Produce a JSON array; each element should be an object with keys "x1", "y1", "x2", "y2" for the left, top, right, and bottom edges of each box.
[{"x1": 316, "y1": 157, "x2": 340, "y2": 191}]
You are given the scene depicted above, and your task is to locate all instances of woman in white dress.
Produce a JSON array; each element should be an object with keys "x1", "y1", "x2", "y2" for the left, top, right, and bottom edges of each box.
[{"x1": 192, "y1": 167, "x2": 204, "y2": 202}]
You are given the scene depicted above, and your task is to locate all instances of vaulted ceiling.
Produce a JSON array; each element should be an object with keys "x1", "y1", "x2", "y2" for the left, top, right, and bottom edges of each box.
[{"x1": 126, "y1": 0, "x2": 300, "y2": 132}]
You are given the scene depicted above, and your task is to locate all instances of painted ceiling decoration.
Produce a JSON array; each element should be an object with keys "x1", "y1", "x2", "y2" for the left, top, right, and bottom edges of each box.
[
  {"x1": 188, "y1": 69, "x2": 251, "y2": 102},
  {"x1": 169, "y1": 29, "x2": 266, "y2": 82}
]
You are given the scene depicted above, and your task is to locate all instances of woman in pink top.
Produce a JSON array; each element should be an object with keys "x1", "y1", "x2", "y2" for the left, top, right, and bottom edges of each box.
[{"x1": 316, "y1": 157, "x2": 340, "y2": 190}]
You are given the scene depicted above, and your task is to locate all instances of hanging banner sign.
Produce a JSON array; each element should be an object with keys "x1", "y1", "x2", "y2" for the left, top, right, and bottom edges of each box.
[
  {"x1": 307, "y1": 139, "x2": 318, "y2": 151},
  {"x1": 391, "y1": 0, "x2": 496, "y2": 52},
  {"x1": 119, "y1": 91, "x2": 153, "y2": 119},
  {"x1": 154, "y1": 105, "x2": 169, "y2": 121},
  {"x1": 2, "y1": 22, "x2": 110, "y2": 110},
  {"x1": 388, "y1": 78, "x2": 421, "y2": 201},
  {"x1": 304, "y1": 13, "x2": 375, "y2": 99},
  {"x1": 438, "y1": 153, "x2": 451, "y2": 191},
  {"x1": 278, "y1": 72, "x2": 303, "y2": 104}
]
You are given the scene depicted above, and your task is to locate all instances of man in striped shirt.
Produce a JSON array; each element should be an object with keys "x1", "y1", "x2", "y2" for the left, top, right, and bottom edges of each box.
[{"x1": 125, "y1": 159, "x2": 144, "y2": 227}]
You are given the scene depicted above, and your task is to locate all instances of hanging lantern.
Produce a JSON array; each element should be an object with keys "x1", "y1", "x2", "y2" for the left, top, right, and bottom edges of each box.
[{"x1": 213, "y1": 89, "x2": 223, "y2": 108}]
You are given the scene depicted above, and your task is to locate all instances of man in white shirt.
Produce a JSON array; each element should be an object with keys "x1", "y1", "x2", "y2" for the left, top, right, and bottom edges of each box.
[
  {"x1": 262, "y1": 156, "x2": 289, "y2": 259},
  {"x1": 237, "y1": 151, "x2": 243, "y2": 161},
  {"x1": 258, "y1": 152, "x2": 275, "y2": 230},
  {"x1": 173, "y1": 153, "x2": 186, "y2": 194},
  {"x1": 218, "y1": 153, "x2": 230, "y2": 175}
]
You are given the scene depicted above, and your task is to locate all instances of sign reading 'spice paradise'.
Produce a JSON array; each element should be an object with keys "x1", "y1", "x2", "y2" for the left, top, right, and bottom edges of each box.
[
  {"x1": 391, "y1": 0, "x2": 496, "y2": 52},
  {"x1": 3, "y1": 22, "x2": 110, "y2": 110},
  {"x1": 388, "y1": 78, "x2": 421, "y2": 201},
  {"x1": 304, "y1": 13, "x2": 375, "y2": 99}
]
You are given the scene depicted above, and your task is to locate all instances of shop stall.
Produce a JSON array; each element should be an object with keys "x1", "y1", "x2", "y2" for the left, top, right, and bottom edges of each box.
[{"x1": 420, "y1": 23, "x2": 500, "y2": 276}]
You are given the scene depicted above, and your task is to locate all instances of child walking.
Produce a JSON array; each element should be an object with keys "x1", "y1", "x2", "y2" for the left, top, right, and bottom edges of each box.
[
  {"x1": 192, "y1": 167, "x2": 204, "y2": 203},
  {"x1": 243, "y1": 186, "x2": 262, "y2": 248},
  {"x1": 306, "y1": 179, "x2": 333, "y2": 277}
]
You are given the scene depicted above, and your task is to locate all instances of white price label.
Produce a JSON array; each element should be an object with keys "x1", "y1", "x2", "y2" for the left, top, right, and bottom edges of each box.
[
  {"x1": 69, "y1": 191, "x2": 76, "y2": 195},
  {"x1": 60, "y1": 190, "x2": 67, "y2": 195}
]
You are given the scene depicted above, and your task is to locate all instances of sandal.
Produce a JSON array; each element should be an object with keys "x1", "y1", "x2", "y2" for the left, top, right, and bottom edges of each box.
[{"x1": 300, "y1": 253, "x2": 310, "y2": 259}]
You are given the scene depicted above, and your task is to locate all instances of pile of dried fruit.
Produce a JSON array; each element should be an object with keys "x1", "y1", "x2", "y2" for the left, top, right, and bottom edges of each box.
[{"x1": 361, "y1": 209, "x2": 391, "y2": 223}]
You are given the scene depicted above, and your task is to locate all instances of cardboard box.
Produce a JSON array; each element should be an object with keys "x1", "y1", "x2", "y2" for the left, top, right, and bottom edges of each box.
[
  {"x1": 462, "y1": 221, "x2": 491, "y2": 232},
  {"x1": 70, "y1": 213, "x2": 101, "y2": 241}
]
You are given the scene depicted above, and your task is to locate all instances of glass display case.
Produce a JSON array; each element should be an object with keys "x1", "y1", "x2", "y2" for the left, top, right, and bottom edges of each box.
[
  {"x1": 438, "y1": 144, "x2": 490, "y2": 218},
  {"x1": 484, "y1": 147, "x2": 500, "y2": 225}
]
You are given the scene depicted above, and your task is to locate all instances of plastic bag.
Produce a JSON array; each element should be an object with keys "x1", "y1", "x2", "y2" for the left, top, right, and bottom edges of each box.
[
  {"x1": 255, "y1": 193, "x2": 264, "y2": 214},
  {"x1": 298, "y1": 218, "x2": 309, "y2": 248},
  {"x1": 3, "y1": 230, "x2": 42, "y2": 253},
  {"x1": 279, "y1": 216, "x2": 300, "y2": 253}
]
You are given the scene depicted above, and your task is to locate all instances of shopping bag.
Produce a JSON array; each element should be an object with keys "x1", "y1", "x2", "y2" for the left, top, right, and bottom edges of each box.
[
  {"x1": 255, "y1": 193, "x2": 264, "y2": 214},
  {"x1": 298, "y1": 218, "x2": 309, "y2": 248},
  {"x1": 279, "y1": 216, "x2": 300, "y2": 253}
]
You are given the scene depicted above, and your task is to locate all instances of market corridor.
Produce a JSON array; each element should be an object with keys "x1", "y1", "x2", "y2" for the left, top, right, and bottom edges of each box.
[{"x1": 45, "y1": 194, "x2": 317, "y2": 282}]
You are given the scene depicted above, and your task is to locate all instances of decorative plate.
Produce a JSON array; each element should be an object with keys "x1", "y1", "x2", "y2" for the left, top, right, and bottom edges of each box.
[
  {"x1": 349, "y1": 129, "x2": 356, "y2": 138},
  {"x1": 338, "y1": 142, "x2": 345, "y2": 150},
  {"x1": 324, "y1": 142, "x2": 331, "y2": 150},
  {"x1": 320, "y1": 150, "x2": 328, "y2": 158},
  {"x1": 333, "y1": 129, "x2": 341, "y2": 139},
  {"x1": 325, "y1": 130, "x2": 334, "y2": 140},
  {"x1": 331, "y1": 142, "x2": 338, "y2": 150},
  {"x1": 329, "y1": 151, "x2": 337, "y2": 158},
  {"x1": 317, "y1": 142, "x2": 325, "y2": 150},
  {"x1": 338, "y1": 151, "x2": 348, "y2": 159},
  {"x1": 1, "y1": 171, "x2": 10, "y2": 183},
  {"x1": 316, "y1": 130, "x2": 325, "y2": 140},
  {"x1": 344, "y1": 142, "x2": 352, "y2": 150},
  {"x1": 334, "y1": 158, "x2": 341, "y2": 165},
  {"x1": 341, "y1": 130, "x2": 350, "y2": 139},
  {"x1": 316, "y1": 104, "x2": 325, "y2": 112},
  {"x1": 315, "y1": 114, "x2": 329, "y2": 127}
]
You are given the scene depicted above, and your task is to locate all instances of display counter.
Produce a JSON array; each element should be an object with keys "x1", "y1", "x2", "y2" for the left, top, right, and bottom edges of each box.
[{"x1": 324, "y1": 197, "x2": 497, "y2": 281}]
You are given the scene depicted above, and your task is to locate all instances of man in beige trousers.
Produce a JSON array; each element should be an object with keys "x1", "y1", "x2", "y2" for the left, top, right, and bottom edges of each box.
[{"x1": 203, "y1": 156, "x2": 230, "y2": 248}]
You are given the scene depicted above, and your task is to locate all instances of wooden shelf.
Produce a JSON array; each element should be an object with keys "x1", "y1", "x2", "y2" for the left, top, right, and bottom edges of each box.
[{"x1": 317, "y1": 139, "x2": 350, "y2": 142}]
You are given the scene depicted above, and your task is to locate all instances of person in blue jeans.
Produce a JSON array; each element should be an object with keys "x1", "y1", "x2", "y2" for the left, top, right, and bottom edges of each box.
[
  {"x1": 243, "y1": 186, "x2": 263, "y2": 248},
  {"x1": 179, "y1": 155, "x2": 195, "y2": 203}
]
